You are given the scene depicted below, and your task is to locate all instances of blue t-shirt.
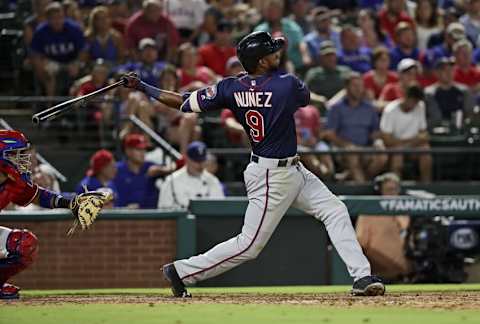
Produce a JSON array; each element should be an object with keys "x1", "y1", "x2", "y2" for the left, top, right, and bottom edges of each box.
[
  {"x1": 75, "y1": 175, "x2": 119, "y2": 206},
  {"x1": 327, "y1": 98, "x2": 380, "y2": 146},
  {"x1": 114, "y1": 61, "x2": 166, "y2": 87},
  {"x1": 112, "y1": 160, "x2": 159, "y2": 208},
  {"x1": 86, "y1": 36, "x2": 118, "y2": 63},
  {"x1": 304, "y1": 31, "x2": 342, "y2": 60},
  {"x1": 30, "y1": 19, "x2": 85, "y2": 63},
  {"x1": 179, "y1": 70, "x2": 309, "y2": 158},
  {"x1": 389, "y1": 47, "x2": 422, "y2": 70},
  {"x1": 337, "y1": 47, "x2": 372, "y2": 73}
]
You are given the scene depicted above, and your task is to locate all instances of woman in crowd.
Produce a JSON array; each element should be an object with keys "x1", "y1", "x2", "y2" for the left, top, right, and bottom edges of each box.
[
  {"x1": 177, "y1": 43, "x2": 218, "y2": 92},
  {"x1": 414, "y1": 0, "x2": 442, "y2": 50}
]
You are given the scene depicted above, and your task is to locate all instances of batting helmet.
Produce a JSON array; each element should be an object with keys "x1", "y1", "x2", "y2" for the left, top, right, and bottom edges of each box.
[{"x1": 236, "y1": 31, "x2": 285, "y2": 73}]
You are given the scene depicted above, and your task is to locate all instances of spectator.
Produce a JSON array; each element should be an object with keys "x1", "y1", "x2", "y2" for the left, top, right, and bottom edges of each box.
[
  {"x1": 166, "y1": 0, "x2": 207, "y2": 43},
  {"x1": 304, "y1": 6, "x2": 341, "y2": 63},
  {"x1": 380, "y1": 85, "x2": 432, "y2": 182},
  {"x1": 453, "y1": 39, "x2": 480, "y2": 91},
  {"x1": 414, "y1": 0, "x2": 442, "y2": 50},
  {"x1": 23, "y1": 0, "x2": 51, "y2": 46},
  {"x1": 389, "y1": 22, "x2": 423, "y2": 70},
  {"x1": 378, "y1": 0, "x2": 415, "y2": 41},
  {"x1": 337, "y1": 25, "x2": 372, "y2": 73},
  {"x1": 71, "y1": 59, "x2": 114, "y2": 129},
  {"x1": 305, "y1": 41, "x2": 351, "y2": 101},
  {"x1": 75, "y1": 149, "x2": 118, "y2": 207},
  {"x1": 106, "y1": 0, "x2": 130, "y2": 34},
  {"x1": 116, "y1": 38, "x2": 165, "y2": 87},
  {"x1": 363, "y1": 46, "x2": 399, "y2": 100},
  {"x1": 124, "y1": 0, "x2": 179, "y2": 61},
  {"x1": 325, "y1": 72, "x2": 387, "y2": 183},
  {"x1": 460, "y1": 0, "x2": 480, "y2": 47},
  {"x1": 254, "y1": 0, "x2": 311, "y2": 72},
  {"x1": 295, "y1": 105, "x2": 335, "y2": 180},
  {"x1": 114, "y1": 133, "x2": 173, "y2": 209},
  {"x1": 379, "y1": 58, "x2": 419, "y2": 103},
  {"x1": 288, "y1": 0, "x2": 312, "y2": 35},
  {"x1": 83, "y1": 5, "x2": 125, "y2": 63},
  {"x1": 356, "y1": 172, "x2": 411, "y2": 281},
  {"x1": 197, "y1": 20, "x2": 236, "y2": 76},
  {"x1": 425, "y1": 57, "x2": 475, "y2": 128},
  {"x1": 177, "y1": 43, "x2": 217, "y2": 92},
  {"x1": 159, "y1": 141, "x2": 224, "y2": 210},
  {"x1": 196, "y1": 6, "x2": 224, "y2": 46},
  {"x1": 357, "y1": 9, "x2": 393, "y2": 50},
  {"x1": 30, "y1": 2, "x2": 85, "y2": 96},
  {"x1": 424, "y1": 22, "x2": 466, "y2": 70},
  {"x1": 62, "y1": 0, "x2": 83, "y2": 28},
  {"x1": 426, "y1": 6, "x2": 461, "y2": 49}
]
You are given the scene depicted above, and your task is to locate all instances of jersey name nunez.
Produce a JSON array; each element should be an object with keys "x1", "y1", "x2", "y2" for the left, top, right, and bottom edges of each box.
[{"x1": 233, "y1": 91, "x2": 272, "y2": 108}]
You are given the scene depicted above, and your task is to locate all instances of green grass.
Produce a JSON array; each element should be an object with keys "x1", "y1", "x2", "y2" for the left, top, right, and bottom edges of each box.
[
  {"x1": 1, "y1": 284, "x2": 480, "y2": 324},
  {"x1": 1, "y1": 304, "x2": 479, "y2": 324}
]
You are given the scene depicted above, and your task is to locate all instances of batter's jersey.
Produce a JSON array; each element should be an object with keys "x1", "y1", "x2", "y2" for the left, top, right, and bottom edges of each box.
[{"x1": 180, "y1": 70, "x2": 310, "y2": 158}]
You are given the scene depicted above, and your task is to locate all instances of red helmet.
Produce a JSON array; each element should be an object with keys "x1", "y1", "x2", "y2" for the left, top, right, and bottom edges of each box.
[{"x1": 0, "y1": 130, "x2": 32, "y2": 175}]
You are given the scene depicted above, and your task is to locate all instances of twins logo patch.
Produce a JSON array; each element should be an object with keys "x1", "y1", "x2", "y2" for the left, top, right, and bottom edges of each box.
[{"x1": 205, "y1": 85, "x2": 217, "y2": 100}]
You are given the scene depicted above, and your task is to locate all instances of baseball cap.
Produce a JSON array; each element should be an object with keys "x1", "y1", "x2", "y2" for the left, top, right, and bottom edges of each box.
[
  {"x1": 446, "y1": 22, "x2": 466, "y2": 40},
  {"x1": 397, "y1": 58, "x2": 418, "y2": 73},
  {"x1": 319, "y1": 41, "x2": 336, "y2": 56},
  {"x1": 186, "y1": 141, "x2": 207, "y2": 162},
  {"x1": 123, "y1": 133, "x2": 148, "y2": 149},
  {"x1": 138, "y1": 38, "x2": 157, "y2": 51},
  {"x1": 87, "y1": 149, "x2": 114, "y2": 176},
  {"x1": 435, "y1": 56, "x2": 456, "y2": 69},
  {"x1": 312, "y1": 6, "x2": 340, "y2": 21},
  {"x1": 217, "y1": 19, "x2": 233, "y2": 32}
]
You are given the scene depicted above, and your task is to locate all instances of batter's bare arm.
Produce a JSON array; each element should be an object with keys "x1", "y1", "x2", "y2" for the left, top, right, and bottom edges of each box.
[{"x1": 123, "y1": 72, "x2": 183, "y2": 110}]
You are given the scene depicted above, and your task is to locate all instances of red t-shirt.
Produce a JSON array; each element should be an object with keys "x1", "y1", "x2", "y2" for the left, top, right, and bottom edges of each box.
[
  {"x1": 178, "y1": 67, "x2": 213, "y2": 88},
  {"x1": 363, "y1": 71, "x2": 399, "y2": 99},
  {"x1": 125, "y1": 11, "x2": 180, "y2": 53},
  {"x1": 453, "y1": 66, "x2": 480, "y2": 88},
  {"x1": 378, "y1": 9, "x2": 415, "y2": 42},
  {"x1": 294, "y1": 105, "x2": 321, "y2": 135},
  {"x1": 197, "y1": 43, "x2": 236, "y2": 76},
  {"x1": 379, "y1": 82, "x2": 404, "y2": 101}
]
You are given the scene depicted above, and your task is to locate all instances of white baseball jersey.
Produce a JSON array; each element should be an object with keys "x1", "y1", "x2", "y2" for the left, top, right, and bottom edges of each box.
[{"x1": 158, "y1": 167, "x2": 224, "y2": 209}]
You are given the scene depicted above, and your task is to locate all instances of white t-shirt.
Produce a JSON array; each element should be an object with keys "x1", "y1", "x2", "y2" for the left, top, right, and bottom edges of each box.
[
  {"x1": 158, "y1": 166, "x2": 225, "y2": 209},
  {"x1": 166, "y1": 0, "x2": 207, "y2": 30},
  {"x1": 380, "y1": 99, "x2": 427, "y2": 140}
]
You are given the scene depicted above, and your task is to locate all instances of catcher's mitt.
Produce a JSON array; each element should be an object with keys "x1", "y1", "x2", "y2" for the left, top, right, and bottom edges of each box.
[{"x1": 67, "y1": 190, "x2": 113, "y2": 236}]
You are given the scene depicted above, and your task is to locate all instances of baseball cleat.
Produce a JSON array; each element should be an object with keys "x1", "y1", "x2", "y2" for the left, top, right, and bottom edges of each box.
[
  {"x1": 162, "y1": 263, "x2": 191, "y2": 298},
  {"x1": 0, "y1": 283, "x2": 20, "y2": 300},
  {"x1": 351, "y1": 275, "x2": 385, "y2": 296}
]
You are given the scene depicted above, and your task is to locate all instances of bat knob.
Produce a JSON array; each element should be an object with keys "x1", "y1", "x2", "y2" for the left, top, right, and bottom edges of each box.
[{"x1": 32, "y1": 115, "x2": 40, "y2": 125}]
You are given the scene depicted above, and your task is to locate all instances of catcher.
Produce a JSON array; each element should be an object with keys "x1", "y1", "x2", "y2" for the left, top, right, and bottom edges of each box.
[{"x1": 0, "y1": 129, "x2": 111, "y2": 299}]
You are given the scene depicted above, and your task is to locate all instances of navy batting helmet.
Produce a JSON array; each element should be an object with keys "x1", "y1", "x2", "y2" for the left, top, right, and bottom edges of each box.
[{"x1": 236, "y1": 31, "x2": 285, "y2": 73}]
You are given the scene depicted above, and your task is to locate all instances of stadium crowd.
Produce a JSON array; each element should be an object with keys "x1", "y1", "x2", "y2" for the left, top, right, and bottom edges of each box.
[{"x1": 5, "y1": 0, "x2": 480, "y2": 209}]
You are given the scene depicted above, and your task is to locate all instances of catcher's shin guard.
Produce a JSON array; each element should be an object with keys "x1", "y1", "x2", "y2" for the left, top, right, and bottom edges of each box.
[{"x1": 0, "y1": 229, "x2": 38, "y2": 287}]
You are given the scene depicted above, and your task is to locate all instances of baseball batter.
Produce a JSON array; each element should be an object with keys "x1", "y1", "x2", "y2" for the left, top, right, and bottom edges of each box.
[
  {"x1": 123, "y1": 31, "x2": 385, "y2": 297},
  {"x1": 0, "y1": 130, "x2": 110, "y2": 299}
]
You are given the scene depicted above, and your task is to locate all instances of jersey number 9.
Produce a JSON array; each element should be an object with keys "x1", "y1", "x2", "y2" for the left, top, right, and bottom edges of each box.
[{"x1": 245, "y1": 110, "x2": 265, "y2": 143}]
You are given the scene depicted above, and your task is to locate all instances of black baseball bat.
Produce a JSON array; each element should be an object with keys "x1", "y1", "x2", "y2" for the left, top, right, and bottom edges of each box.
[{"x1": 32, "y1": 79, "x2": 126, "y2": 125}]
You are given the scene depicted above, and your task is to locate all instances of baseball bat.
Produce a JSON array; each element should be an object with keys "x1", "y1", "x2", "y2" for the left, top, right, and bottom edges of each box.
[{"x1": 32, "y1": 79, "x2": 126, "y2": 125}]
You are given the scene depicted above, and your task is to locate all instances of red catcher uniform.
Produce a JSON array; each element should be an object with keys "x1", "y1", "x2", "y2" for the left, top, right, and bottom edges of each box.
[{"x1": 0, "y1": 130, "x2": 40, "y2": 300}]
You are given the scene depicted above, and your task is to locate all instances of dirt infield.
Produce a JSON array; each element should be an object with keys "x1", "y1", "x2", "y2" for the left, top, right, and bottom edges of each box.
[{"x1": 5, "y1": 291, "x2": 480, "y2": 309}]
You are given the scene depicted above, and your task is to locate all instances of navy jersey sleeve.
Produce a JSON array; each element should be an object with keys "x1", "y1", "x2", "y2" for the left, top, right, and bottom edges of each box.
[
  {"x1": 180, "y1": 80, "x2": 227, "y2": 113},
  {"x1": 294, "y1": 76, "x2": 310, "y2": 107}
]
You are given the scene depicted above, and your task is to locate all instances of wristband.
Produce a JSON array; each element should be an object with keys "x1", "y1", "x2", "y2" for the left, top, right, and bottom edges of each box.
[
  {"x1": 38, "y1": 188, "x2": 71, "y2": 209},
  {"x1": 140, "y1": 81, "x2": 162, "y2": 99}
]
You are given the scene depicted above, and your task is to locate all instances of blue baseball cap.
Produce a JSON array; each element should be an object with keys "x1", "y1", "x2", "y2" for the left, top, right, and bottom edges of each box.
[{"x1": 186, "y1": 141, "x2": 207, "y2": 162}]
